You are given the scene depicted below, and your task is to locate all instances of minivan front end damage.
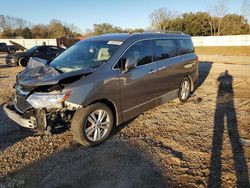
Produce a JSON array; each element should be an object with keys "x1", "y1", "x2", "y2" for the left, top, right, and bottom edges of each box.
[
  {"x1": 3, "y1": 57, "x2": 88, "y2": 133},
  {"x1": 3, "y1": 104, "x2": 37, "y2": 128},
  {"x1": 4, "y1": 85, "x2": 77, "y2": 131}
]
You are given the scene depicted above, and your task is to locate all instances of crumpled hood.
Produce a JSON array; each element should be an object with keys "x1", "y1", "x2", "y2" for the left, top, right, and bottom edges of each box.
[{"x1": 18, "y1": 57, "x2": 96, "y2": 87}]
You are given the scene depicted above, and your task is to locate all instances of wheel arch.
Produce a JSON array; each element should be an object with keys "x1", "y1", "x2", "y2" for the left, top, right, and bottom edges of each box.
[
  {"x1": 186, "y1": 75, "x2": 194, "y2": 92},
  {"x1": 17, "y1": 56, "x2": 28, "y2": 67},
  {"x1": 88, "y1": 98, "x2": 119, "y2": 126}
]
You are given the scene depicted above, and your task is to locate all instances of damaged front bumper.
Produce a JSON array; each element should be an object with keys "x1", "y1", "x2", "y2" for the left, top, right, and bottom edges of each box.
[
  {"x1": 3, "y1": 103, "x2": 37, "y2": 128},
  {"x1": 3, "y1": 101, "x2": 75, "y2": 131}
]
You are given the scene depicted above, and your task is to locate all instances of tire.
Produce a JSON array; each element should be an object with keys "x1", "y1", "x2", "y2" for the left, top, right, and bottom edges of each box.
[
  {"x1": 7, "y1": 48, "x2": 16, "y2": 54},
  {"x1": 178, "y1": 77, "x2": 191, "y2": 103},
  {"x1": 18, "y1": 57, "x2": 28, "y2": 67},
  {"x1": 71, "y1": 103, "x2": 114, "y2": 147},
  {"x1": 9, "y1": 48, "x2": 16, "y2": 54}
]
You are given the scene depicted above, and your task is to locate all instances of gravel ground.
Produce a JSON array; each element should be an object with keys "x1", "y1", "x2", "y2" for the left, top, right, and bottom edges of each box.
[{"x1": 0, "y1": 54, "x2": 249, "y2": 187}]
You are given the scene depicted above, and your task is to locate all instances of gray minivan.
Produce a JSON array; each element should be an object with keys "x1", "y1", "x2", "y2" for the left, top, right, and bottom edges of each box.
[{"x1": 4, "y1": 33, "x2": 198, "y2": 147}]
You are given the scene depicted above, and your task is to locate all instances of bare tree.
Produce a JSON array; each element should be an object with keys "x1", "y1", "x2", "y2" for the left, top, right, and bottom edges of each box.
[
  {"x1": 65, "y1": 23, "x2": 82, "y2": 36},
  {"x1": 150, "y1": 8, "x2": 177, "y2": 31},
  {"x1": 207, "y1": 0, "x2": 228, "y2": 36},
  {"x1": 0, "y1": 15, "x2": 29, "y2": 31}
]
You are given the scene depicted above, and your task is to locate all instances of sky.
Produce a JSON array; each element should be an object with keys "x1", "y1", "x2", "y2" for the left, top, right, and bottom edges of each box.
[{"x1": 0, "y1": 0, "x2": 247, "y2": 33}]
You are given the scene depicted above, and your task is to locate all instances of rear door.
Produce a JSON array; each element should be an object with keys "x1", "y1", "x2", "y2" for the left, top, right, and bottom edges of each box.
[
  {"x1": 118, "y1": 40, "x2": 159, "y2": 121},
  {"x1": 152, "y1": 39, "x2": 180, "y2": 101},
  {"x1": 177, "y1": 39, "x2": 197, "y2": 85},
  {"x1": 153, "y1": 38, "x2": 197, "y2": 104}
]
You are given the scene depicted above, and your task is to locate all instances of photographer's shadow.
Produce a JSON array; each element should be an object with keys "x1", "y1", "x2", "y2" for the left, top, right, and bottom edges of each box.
[{"x1": 208, "y1": 70, "x2": 249, "y2": 187}]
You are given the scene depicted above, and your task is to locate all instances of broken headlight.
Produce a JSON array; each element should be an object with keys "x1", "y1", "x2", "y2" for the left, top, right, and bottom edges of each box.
[{"x1": 27, "y1": 92, "x2": 71, "y2": 109}]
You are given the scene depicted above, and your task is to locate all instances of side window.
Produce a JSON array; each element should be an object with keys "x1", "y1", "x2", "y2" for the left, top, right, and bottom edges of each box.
[
  {"x1": 153, "y1": 39, "x2": 178, "y2": 61},
  {"x1": 37, "y1": 46, "x2": 48, "y2": 52},
  {"x1": 49, "y1": 47, "x2": 62, "y2": 53},
  {"x1": 115, "y1": 40, "x2": 152, "y2": 69},
  {"x1": 179, "y1": 39, "x2": 194, "y2": 54},
  {"x1": 49, "y1": 47, "x2": 59, "y2": 51}
]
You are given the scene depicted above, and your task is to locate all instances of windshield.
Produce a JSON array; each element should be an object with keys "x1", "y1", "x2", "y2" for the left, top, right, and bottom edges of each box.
[
  {"x1": 27, "y1": 46, "x2": 37, "y2": 53},
  {"x1": 50, "y1": 40, "x2": 122, "y2": 73}
]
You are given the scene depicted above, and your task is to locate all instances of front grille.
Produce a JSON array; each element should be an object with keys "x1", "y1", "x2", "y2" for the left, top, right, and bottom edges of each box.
[
  {"x1": 14, "y1": 85, "x2": 33, "y2": 113},
  {"x1": 14, "y1": 95, "x2": 32, "y2": 113}
]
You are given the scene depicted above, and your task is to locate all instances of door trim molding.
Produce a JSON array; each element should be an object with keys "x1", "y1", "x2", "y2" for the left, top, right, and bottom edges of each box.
[{"x1": 123, "y1": 89, "x2": 178, "y2": 113}]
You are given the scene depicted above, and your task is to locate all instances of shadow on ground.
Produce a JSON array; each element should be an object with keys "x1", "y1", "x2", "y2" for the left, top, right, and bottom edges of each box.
[
  {"x1": 208, "y1": 70, "x2": 250, "y2": 188},
  {"x1": 0, "y1": 140, "x2": 170, "y2": 188},
  {"x1": 0, "y1": 106, "x2": 33, "y2": 151},
  {"x1": 197, "y1": 61, "x2": 213, "y2": 88}
]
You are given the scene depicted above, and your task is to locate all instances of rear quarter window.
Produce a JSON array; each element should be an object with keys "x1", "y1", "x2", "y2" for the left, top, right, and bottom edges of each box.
[
  {"x1": 179, "y1": 39, "x2": 194, "y2": 54},
  {"x1": 49, "y1": 47, "x2": 60, "y2": 51},
  {"x1": 153, "y1": 39, "x2": 178, "y2": 61}
]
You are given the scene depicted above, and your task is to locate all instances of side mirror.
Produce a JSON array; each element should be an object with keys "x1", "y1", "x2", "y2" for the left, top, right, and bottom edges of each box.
[{"x1": 123, "y1": 57, "x2": 137, "y2": 72}]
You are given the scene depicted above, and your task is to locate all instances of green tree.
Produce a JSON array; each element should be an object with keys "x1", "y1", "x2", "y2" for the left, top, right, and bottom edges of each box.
[
  {"x1": 172, "y1": 12, "x2": 211, "y2": 36},
  {"x1": 22, "y1": 27, "x2": 32, "y2": 38},
  {"x1": 93, "y1": 23, "x2": 123, "y2": 35},
  {"x1": 31, "y1": 24, "x2": 49, "y2": 38},
  {"x1": 221, "y1": 14, "x2": 250, "y2": 35}
]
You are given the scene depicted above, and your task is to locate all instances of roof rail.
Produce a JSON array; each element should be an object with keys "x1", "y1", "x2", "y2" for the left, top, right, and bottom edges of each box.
[
  {"x1": 164, "y1": 30, "x2": 185, "y2": 34},
  {"x1": 143, "y1": 30, "x2": 185, "y2": 35}
]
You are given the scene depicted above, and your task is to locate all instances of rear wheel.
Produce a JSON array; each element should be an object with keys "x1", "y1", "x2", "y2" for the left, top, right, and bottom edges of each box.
[
  {"x1": 71, "y1": 103, "x2": 114, "y2": 147},
  {"x1": 178, "y1": 77, "x2": 191, "y2": 102},
  {"x1": 8, "y1": 48, "x2": 16, "y2": 54},
  {"x1": 18, "y1": 57, "x2": 28, "y2": 67}
]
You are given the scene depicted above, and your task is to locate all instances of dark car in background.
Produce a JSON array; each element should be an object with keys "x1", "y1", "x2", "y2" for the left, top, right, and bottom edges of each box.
[
  {"x1": 4, "y1": 33, "x2": 198, "y2": 147},
  {"x1": 0, "y1": 42, "x2": 19, "y2": 54},
  {"x1": 6, "y1": 45, "x2": 65, "y2": 67}
]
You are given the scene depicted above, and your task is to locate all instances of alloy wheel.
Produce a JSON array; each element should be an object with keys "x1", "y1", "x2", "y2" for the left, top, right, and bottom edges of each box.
[
  {"x1": 180, "y1": 80, "x2": 190, "y2": 100},
  {"x1": 84, "y1": 110, "x2": 110, "y2": 142}
]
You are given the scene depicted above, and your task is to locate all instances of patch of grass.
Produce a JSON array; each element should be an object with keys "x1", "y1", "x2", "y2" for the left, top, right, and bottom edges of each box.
[{"x1": 195, "y1": 46, "x2": 250, "y2": 56}]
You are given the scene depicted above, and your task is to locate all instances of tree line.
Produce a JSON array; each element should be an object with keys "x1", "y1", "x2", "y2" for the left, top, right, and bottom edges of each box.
[
  {"x1": 84, "y1": 23, "x2": 144, "y2": 37},
  {"x1": 150, "y1": 9, "x2": 250, "y2": 36},
  {"x1": 0, "y1": 15, "x2": 82, "y2": 38},
  {"x1": 0, "y1": 2, "x2": 250, "y2": 39}
]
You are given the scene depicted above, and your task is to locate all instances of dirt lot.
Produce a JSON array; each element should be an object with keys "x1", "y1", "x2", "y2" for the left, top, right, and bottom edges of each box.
[
  {"x1": 0, "y1": 54, "x2": 249, "y2": 187},
  {"x1": 195, "y1": 46, "x2": 250, "y2": 56}
]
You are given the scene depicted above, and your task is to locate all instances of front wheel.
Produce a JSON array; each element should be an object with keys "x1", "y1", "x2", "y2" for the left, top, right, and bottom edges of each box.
[
  {"x1": 18, "y1": 57, "x2": 28, "y2": 67},
  {"x1": 178, "y1": 77, "x2": 191, "y2": 103},
  {"x1": 71, "y1": 103, "x2": 114, "y2": 147}
]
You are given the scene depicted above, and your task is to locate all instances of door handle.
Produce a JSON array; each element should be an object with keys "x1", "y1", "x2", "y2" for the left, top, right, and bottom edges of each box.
[
  {"x1": 149, "y1": 69, "x2": 157, "y2": 74},
  {"x1": 184, "y1": 63, "x2": 196, "y2": 69}
]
